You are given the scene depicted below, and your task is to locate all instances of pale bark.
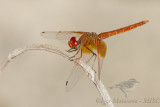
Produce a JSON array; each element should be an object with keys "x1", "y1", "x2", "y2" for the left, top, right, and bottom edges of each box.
[{"x1": 0, "y1": 44, "x2": 114, "y2": 107}]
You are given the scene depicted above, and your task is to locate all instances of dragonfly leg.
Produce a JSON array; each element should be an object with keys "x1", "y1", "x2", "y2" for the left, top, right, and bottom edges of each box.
[
  {"x1": 85, "y1": 47, "x2": 96, "y2": 63},
  {"x1": 86, "y1": 52, "x2": 96, "y2": 63},
  {"x1": 86, "y1": 52, "x2": 97, "y2": 70},
  {"x1": 66, "y1": 48, "x2": 72, "y2": 52},
  {"x1": 85, "y1": 47, "x2": 97, "y2": 71},
  {"x1": 69, "y1": 48, "x2": 81, "y2": 61},
  {"x1": 91, "y1": 53, "x2": 97, "y2": 69},
  {"x1": 75, "y1": 50, "x2": 82, "y2": 60},
  {"x1": 66, "y1": 48, "x2": 77, "y2": 53}
]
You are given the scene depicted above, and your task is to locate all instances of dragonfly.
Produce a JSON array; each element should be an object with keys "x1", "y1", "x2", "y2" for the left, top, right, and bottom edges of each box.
[{"x1": 41, "y1": 20, "x2": 148, "y2": 91}]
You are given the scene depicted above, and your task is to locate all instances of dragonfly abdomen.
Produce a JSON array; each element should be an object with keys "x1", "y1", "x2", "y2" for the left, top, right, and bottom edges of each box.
[{"x1": 98, "y1": 20, "x2": 149, "y2": 39}]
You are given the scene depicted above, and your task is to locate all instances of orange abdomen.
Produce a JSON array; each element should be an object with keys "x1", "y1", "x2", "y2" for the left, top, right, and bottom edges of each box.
[{"x1": 98, "y1": 20, "x2": 149, "y2": 39}]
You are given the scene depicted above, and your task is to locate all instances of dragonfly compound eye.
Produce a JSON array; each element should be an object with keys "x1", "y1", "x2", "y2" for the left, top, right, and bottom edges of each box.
[
  {"x1": 73, "y1": 41, "x2": 78, "y2": 47},
  {"x1": 70, "y1": 37, "x2": 76, "y2": 41},
  {"x1": 68, "y1": 41, "x2": 72, "y2": 48},
  {"x1": 69, "y1": 37, "x2": 78, "y2": 48}
]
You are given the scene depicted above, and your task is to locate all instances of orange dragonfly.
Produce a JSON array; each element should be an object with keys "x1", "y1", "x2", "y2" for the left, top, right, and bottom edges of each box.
[{"x1": 41, "y1": 20, "x2": 148, "y2": 91}]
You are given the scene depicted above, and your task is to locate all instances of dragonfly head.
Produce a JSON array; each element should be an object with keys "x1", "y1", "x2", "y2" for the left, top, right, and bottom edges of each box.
[{"x1": 68, "y1": 37, "x2": 79, "y2": 49}]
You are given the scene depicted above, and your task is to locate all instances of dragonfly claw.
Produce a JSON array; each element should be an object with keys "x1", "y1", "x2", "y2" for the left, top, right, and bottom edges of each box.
[
  {"x1": 69, "y1": 57, "x2": 81, "y2": 61},
  {"x1": 69, "y1": 57, "x2": 75, "y2": 61},
  {"x1": 69, "y1": 59, "x2": 74, "y2": 61},
  {"x1": 66, "y1": 48, "x2": 77, "y2": 53},
  {"x1": 92, "y1": 68, "x2": 97, "y2": 74}
]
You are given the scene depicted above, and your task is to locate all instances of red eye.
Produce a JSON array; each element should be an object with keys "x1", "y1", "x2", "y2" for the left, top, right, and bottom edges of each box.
[
  {"x1": 69, "y1": 37, "x2": 78, "y2": 48},
  {"x1": 73, "y1": 41, "x2": 78, "y2": 47},
  {"x1": 68, "y1": 41, "x2": 72, "y2": 48},
  {"x1": 70, "y1": 37, "x2": 76, "y2": 41}
]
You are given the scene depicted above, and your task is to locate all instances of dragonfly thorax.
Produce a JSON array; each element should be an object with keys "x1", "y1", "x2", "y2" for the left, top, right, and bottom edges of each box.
[
  {"x1": 68, "y1": 37, "x2": 79, "y2": 49},
  {"x1": 90, "y1": 32, "x2": 97, "y2": 35},
  {"x1": 85, "y1": 32, "x2": 97, "y2": 36}
]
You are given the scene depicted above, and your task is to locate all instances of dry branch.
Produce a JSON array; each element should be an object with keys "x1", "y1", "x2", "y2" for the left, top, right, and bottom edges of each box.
[{"x1": 0, "y1": 44, "x2": 114, "y2": 107}]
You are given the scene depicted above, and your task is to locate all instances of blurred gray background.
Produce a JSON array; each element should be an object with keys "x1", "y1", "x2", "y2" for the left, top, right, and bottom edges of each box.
[{"x1": 0, "y1": 0, "x2": 159, "y2": 107}]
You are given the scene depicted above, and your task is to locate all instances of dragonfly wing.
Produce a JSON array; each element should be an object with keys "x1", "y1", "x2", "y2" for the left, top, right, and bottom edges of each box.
[
  {"x1": 96, "y1": 39, "x2": 106, "y2": 79},
  {"x1": 41, "y1": 31, "x2": 85, "y2": 40},
  {"x1": 98, "y1": 55, "x2": 104, "y2": 79},
  {"x1": 65, "y1": 46, "x2": 93, "y2": 92},
  {"x1": 66, "y1": 62, "x2": 85, "y2": 92}
]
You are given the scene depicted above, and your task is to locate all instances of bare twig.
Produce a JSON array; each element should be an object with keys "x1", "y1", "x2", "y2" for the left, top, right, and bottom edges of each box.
[{"x1": 0, "y1": 44, "x2": 114, "y2": 107}]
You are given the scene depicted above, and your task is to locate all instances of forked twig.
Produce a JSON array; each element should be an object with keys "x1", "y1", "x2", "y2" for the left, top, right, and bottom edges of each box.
[{"x1": 0, "y1": 44, "x2": 114, "y2": 107}]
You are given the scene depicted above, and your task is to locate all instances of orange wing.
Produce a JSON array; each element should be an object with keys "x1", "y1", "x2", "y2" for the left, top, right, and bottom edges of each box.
[
  {"x1": 96, "y1": 39, "x2": 107, "y2": 79},
  {"x1": 98, "y1": 20, "x2": 149, "y2": 39}
]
